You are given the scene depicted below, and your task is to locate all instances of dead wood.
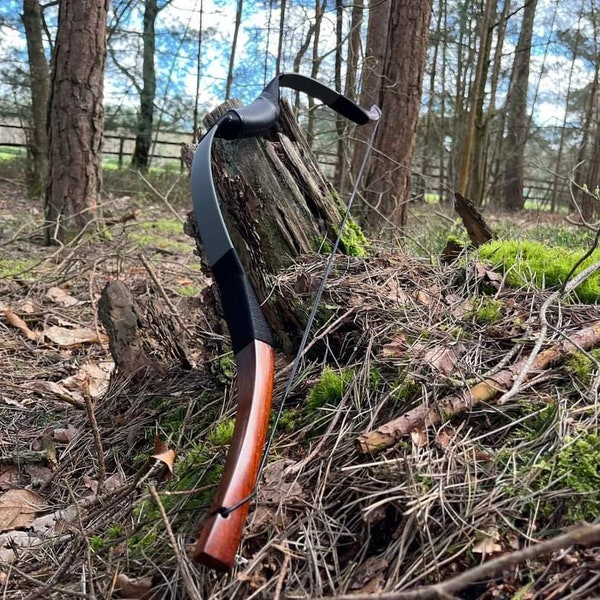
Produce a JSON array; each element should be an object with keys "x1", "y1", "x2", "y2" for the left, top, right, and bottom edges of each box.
[
  {"x1": 182, "y1": 99, "x2": 356, "y2": 354},
  {"x1": 326, "y1": 523, "x2": 600, "y2": 600},
  {"x1": 454, "y1": 191, "x2": 494, "y2": 247},
  {"x1": 358, "y1": 319, "x2": 600, "y2": 453},
  {"x1": 98, "y1": 280, "x2": 192, "y2": 380}
]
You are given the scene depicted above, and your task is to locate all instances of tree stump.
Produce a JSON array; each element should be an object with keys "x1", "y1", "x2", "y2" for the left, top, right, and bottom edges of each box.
[
  {"x1": 183, "y1": 99, "x2": 357, "y2": 354},
  {"x1": 98, "y1": 281, "x2": 192, "y2": 381}
]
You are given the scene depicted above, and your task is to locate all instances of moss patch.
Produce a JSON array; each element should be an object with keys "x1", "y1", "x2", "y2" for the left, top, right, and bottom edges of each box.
[{"x1": 478, "y1": 239, "x2": 600, "y2": 302}]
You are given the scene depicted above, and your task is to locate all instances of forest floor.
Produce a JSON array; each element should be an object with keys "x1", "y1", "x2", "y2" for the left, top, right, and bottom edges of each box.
[{"x1": 1, "y1": 164, "x2": 600, "y2": 599}]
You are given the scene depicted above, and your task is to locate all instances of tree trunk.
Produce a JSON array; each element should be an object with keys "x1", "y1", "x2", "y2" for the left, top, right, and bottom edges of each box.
[
  {"x1": 45, "y1": 0, "x2": 109, "y2": 244},
  {"x1": 306, "y1": 0, "x2": 326, "y2": 148},
  {"x1": 183, "y1": 100, "x2": 362, "y2": 354},
  {"x1": 353, "y1": 0, "x2": 432, "y2": 233},
  {"x1": 456, "y1": 0, "x2": 494, "y2": 200},
  {"x1": 225, "y1": 0, "x2": 243, "y2": 100},
  {"x1": 333, "y1": 0, "x2": 363, "y2": 195},
  {"x1": 131, "y1": 0, "x2": 158, "y2": 171},
  {"x1": 21, "y1": 0, "x2": 50, "y2": 200},
  {"x1": 501, "y1": 0, "x2": 538, "y2": 212}
]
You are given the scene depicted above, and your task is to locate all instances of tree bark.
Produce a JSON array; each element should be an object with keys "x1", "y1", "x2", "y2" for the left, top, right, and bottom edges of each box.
[
  {"x1": 353, "y1": 0, "x2": 432, "y2": 233},
  {"x1": 21, "y1": 0, "x2": 50, "y2": 200},
  {"x1": 183, "y1": 100, "x2": 360, "y2": 354},
  {"x1": 501, "y1": 0, "x2": 538, "y2": 212},
  {"x1": 45, "y1": 0, "x2": 109, "y2": 244},
  {"x1": 456, "y1": 0, "x2": 495, "y2": 201},
  {"x1": 131, "y1": 0, "x2": 158, "y2": 171}
]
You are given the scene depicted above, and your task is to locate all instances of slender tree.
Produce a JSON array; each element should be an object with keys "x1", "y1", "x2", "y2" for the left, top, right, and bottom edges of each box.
[
  {"x1": 21, "y1": 0, "x2": 49, "y2": 199},
  {"x1": 501, "y1": 0, "x2": 538, "y2": 211},
  {"x1": 334, "y1": 0, "x2": 364, "y2": 194},
  {"x1": 131, "y1": 0, "x2": 158, "y2": 170},
  {"x1": 225, "y1": 0, "x2": 243, "y2": 100},
  {"x1": 45, "y1": 0, "x2": 109, "y2": 243},
  {"x1": 456, "y1": 0, "x2": 495, "y2": 201},
  {"x1": 353, "y1": 0, "x2": 432, "y2": 233}
]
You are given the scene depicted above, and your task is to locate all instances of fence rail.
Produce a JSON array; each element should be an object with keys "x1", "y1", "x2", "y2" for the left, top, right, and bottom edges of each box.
[
  {"x1": 0, "y1": 122, "x2": 191, "y2": 169},
  {"x1": 0, "y1": 122, "x2": 571, "y2": 210}
]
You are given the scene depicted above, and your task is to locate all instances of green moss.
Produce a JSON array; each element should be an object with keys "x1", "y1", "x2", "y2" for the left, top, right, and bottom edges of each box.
[
  {"x1": 312, "y1": 217, "x2": 368, "y2": 257},
  {"x1": 307, "y1": 367, "x2": 353, "y2": 410},
  {"x1": 174, "y1": 284, "x2": 200, "y2": 297},
  {"x1": 469, "y1": 297, "x2": 504, "y2": 325},
  {"x1": 0, "y1": 257, "x2": 38, "y2": 280},
  {"x1": 129, "y1": 231, "x2": 191, "y2": 254},
  {"x1": 207, "y1": 418, "x2": 236, "y2": 447},
  {"x1": 563, "y1": 349, "x2": 600, "y2": 386},
  {"x1": 340, "y1": 218, "x2": 369, "y2": 257},
  {"x1": 278, "y1": 408, "x2": 301, "y2": 434},
  {"x1": 534, "y1": 432, "x2": 600, "y2": 522},
  {"x1": 90, "y1": 535, "x2": 105, "y2": 552},
  {"x1": 391, "y1": 375, "x2": 420, "y2": 401},
  {"x1": 216, "y1": 353, "x2": 236, "y2": 383},
  {"x1": 478, "y1": 239, "x2": 600, "y2": 302}
]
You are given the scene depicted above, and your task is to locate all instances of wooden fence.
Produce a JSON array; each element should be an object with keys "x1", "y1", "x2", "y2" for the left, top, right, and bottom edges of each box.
[
  {"x1": 1, "y1": 121, "x2": 571, "y2": 210},
  {"x1": 0, "y1": 122, "x2": 190, "y2": 170}
]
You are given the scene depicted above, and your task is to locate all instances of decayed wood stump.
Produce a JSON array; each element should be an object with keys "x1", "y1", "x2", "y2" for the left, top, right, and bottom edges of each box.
[
  {"x1": 98, "y1": 281, "x2": 192, "y2": 380},
  {"x1": 183, "y1": 99, "x2": 355, "y2": 354}
]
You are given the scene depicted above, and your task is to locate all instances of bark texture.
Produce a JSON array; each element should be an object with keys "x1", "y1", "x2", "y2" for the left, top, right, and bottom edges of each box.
[
  {"x1": 21, "y1": 0, "x2": 50, "y2": 200},
  {"x1": 45, "y1": 0, "x2": 109, "y2": 244},
  {"x1": 183, "y1": 100, "x2": 359, "y2": 354},
  {"x1": 502, "y1": 0, "x2": 537, "y2": 212},
  {"x1": 353, "y1": 0, "x2": 432, "y2": 233}
]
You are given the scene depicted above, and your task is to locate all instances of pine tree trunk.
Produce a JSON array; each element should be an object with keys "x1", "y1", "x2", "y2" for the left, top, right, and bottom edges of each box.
[
  {"x1": 45, "y1": 0, "x2": 109, "y2": 244},
  {"x1": 131, "y1": 0, "x2": 158, "y2": 171},
  {"x1": 501, "y1": 0, "x2": 537, "y2": 212},
  {"x1": 21, "y1": 0, "x2": 49, "y2": 200},
  {"x1": 353, "y1": 0, "x2": 432, "y2": 233}
]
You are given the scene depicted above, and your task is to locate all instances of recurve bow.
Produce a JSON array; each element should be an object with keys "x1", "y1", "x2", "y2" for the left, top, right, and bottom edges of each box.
[{"x1": 190, "y1": 73, "x2": 380, "y2": 571}]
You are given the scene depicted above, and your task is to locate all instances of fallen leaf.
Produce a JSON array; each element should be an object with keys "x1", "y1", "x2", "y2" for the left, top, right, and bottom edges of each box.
[
  {"x1": 53, "y1": 423, "x2": 79, "y2": 443},
  {"x1": 473, "y1": 527, "x2": 503, "y2": 556},
  {"x1": 3, "y1": 310, "x2": 40, "y2": 342},
  {"x1": 411, "y1": 429, "x2": 428, "y2": 448},
  {"x1": 30, "y1": 380, "x2": 84, "y2": 408},
  {"x1": 61, "y1": 361, "x2": 113, "y2": 398},
  {"x1": 104, "y1": 473, "x2": 125, "y2": 492},
  {"x1": 151, "y1": 438, "x2": 176, "y2": 474},
  {"x1": 0, "y1": 467, "x2": 21, "y2": 490},
  {"x1": 44, "y1": 325, "x2": 107, "y2": 347},
  {"x1": 0, "y1": 489, "x2": 45, "y2": 531},
  {"x1": 46, "y1": 286, "x2": 80, "y2": 307},
  {"x1": 114, "y1": 573, "x2": 154, "y2": 599},
  {"x1": 18, "y1": 300, "x2": 36, "y2": 314},
  {"x1": 0, "y1": 530, "x2": 42, "y2": 564},
  {"x1": 422, "y1": 343, "x2": 467, "y2": 376}
]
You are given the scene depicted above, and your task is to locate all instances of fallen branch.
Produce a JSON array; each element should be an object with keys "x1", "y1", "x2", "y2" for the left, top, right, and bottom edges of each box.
[
  {"x1": 358, "y1": 319, "x2": 600, "y2": 454},
  {"x1": 325, "y1": 522, "x2": 600, "y2": 600}
]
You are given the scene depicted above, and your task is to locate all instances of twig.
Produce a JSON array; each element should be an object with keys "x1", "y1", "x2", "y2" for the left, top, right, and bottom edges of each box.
[
  {"x1": 139, "y1": 252, "x2": 192, "y2": 336},
  {"x1": 82, "y1": 378, "x2": 107, "y2": 493},
  {"x1": 148, "y1": 484, "x2": 202, "y2": 599},
  {"x1": 498, "y1": 259, "x2": 600, "y2": 406},
  {"x1": 325, "y1": 523, "x2": 600, "y2": 600}
]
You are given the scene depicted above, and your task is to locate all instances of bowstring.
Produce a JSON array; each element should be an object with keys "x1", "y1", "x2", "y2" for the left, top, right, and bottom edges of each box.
[{"x1": 221, "y1": 109, "x2": 381, "y2": 518}]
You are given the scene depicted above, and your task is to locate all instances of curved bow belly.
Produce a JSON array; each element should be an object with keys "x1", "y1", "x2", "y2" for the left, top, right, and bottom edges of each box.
[{"x1": 192, "y1": 339, "x2": 275, "y2": 571}]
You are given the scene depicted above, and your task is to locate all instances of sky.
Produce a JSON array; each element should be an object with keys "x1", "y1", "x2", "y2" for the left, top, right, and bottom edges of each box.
[{"x1": 0, "y1": 0, "x2": 597, "y2": 133}]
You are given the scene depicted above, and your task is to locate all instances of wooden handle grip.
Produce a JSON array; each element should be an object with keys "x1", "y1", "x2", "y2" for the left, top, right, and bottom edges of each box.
[{"x1": 192, "y1": 340, "x2": 275, "y2": 570}]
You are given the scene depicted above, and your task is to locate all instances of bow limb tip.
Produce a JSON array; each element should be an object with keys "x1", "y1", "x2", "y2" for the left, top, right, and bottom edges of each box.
[{"x1": 192, "y1": 340, "x2": 275, "y2": 571}]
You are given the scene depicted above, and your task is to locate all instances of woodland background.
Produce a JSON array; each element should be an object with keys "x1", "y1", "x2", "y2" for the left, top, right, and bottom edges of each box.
[
  {"x1": 2, "y1": 1, "x2": 600, "y2": 599},
  {"x1": 3, "y1": 0, "x2": 600, "y2": 225}
]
